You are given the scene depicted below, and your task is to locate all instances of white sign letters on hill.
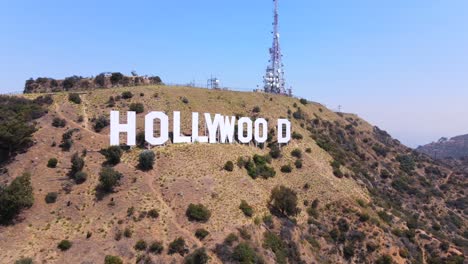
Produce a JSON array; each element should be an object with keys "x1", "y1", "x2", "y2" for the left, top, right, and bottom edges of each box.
[{"x1": 109, "y1": 111, "x2": 291, "y2": 146}]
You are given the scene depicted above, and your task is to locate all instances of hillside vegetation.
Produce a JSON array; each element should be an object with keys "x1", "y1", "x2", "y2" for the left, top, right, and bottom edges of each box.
[{"x1": 0, "y1": 85, "x2": 465, "y2": 264}]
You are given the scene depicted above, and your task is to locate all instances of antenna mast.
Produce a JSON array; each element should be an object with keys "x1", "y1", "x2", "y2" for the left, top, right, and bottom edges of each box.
[{"x1": 263, "y1": 0, "x2": 290, "y2": 96}]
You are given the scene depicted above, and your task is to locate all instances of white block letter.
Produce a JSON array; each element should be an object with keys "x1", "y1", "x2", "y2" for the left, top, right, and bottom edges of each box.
[
  {"x1": 173, "y1": 111, "x2": 191, "y2": 143},
  {"x1": 191, "y1": 112, "x2": 208, "y2": 143},
  {"x1": 110, "y1": 111, "x2": 136, "y2": 146},
  {"x1": 145, "y1": 112, "x2": 169, "y2": 145},
  {"x1": 204, "y1": 113, "x2": 223, "y2": 143},
  {"x1": 219, "y1": 116, "x2": 236, "y2": 143},
  {"x1": 254, "y1": 118, "x2": 268, "y2": 143},
  {"x1": 277, "y1": 119, "x2": 291, "y2": 144},
  {"x1": 238, "y1": 117, "x2": 253, "y2": 144}
]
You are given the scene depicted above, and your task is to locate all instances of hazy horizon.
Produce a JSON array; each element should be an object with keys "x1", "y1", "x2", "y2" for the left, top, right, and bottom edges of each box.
[{"x1": 1, "y1": 0, "x2": 467, "y2": 147}]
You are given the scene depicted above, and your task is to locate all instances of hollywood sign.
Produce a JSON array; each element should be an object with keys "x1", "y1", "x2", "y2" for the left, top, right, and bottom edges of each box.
[{"x1": 110, "y1": 111, "x2": 291, "y2": 146}]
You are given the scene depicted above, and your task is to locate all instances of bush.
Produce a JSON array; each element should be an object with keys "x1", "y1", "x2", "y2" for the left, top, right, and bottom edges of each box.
[
  {"x1": 299, "y1": 98, "x2": 308, "y2": 105},
  {"x1": 123, "y1": 227, "x2": 132, "y2": 238},
  {"x1": 280, "y1": 165, "x2": 292, "y2": 173},
  {"x1": 52, "y1": 117, "x2": 67, "y2": 128},
  {"x1": 195, "y1": 228, "x2": 210, "y2": 240},
  {"x1": 294, "y1": 159, "x2": 303, "y2": 169},
  {"x1": 0, "y1": 173, "x2": 34, "y2": 224},
  {"x1": 239, "y1": 200, "x2": 254, "y2": 217},
  {"x1": 292, "y1": 132, "x2": 303, "y2": 140},
  {"x1": 148, "y1": 209, "x2": 159, "y2": 218},
  {"x1": 121, "y1": 91, "x2": 133, "y2": 99},
  {"x1": 224, "y1": 233, "x2": 239, "y2": 246},
  {"x1": 136, "y1": 131, "x2": 146, "y2": 148},
  {"x1": 186, "y1": 203, "x2": 211, "y2": 222},
  {"x1": 377, "y1": 211, "x2": 393, "y2": 224},
  {"x1": 110, "y1": 72, "x2": 124, "y2": 85},
  {"x1": 68, "y1": 93, "x2": 81, "y2": 104},
  {"x1": 359, "y1": 213, "x2": 370, "y2": 222},
  {"x1": 168, "y1": 237, "x2": 188, "y2": 255},
  {"x1": 104, "y1": 255, "x2": 123, "y2": 264},
  {"x1": 93, "y1": 116, "x2": 109, "y2": 132},
  {"x1": 98, "y1": 167, "x2": 123, "y2": 193},
  {"x1": 45, "y1": 192, "x2": 58, "y2": 204},
  {"x1": 184, "y1": 248, "x2": 209, "y2": 264},
  {"x1": 375, "y1": 254, "x2": 393, "y2": 264},
  {"x1": 138, "y1": 150, "x2": 155, "y2": 171},
  {"x1": 129, "y1": 103, "x2": 144, "y2": 114},
  {"x1": 134, "y1": 239, "x2": 147, "y2": 251},
  {"x1": 270, "y1": 185, "x2": 298, "y2": 217},
  {"x1": 57, "y1": 240, "x2": 72, "y2": 251},
  {"x1": 47, "y1": 158, "x2": 58, "y2": 168},
  {"x1": 99, "y1": 146, "x2": 123, "y2": 165},
  {"x1": 181, "y1": 97, "x2": 189, "y2": 104},
  {"x1": 224, "y1": 161, "x2": 234, "y2": 172},
  {"x1": 291, "y1": 149, "x2": 302, "y2": 158},
  {"x1": 396, "y1": 155, "x2": 415, "y2": 174},
  {"x1": 73, "y1": 171, "x2": 87, "y2": 184},
  {"x1": 269, "y1": 145, "x2": 282, "y2": 159},
  {"x1": 232, "y1": 243, "x2": 262, "y2": 264},
  {"x1": 149, "y1": 241, "x2": 164, "y2": 254},
  {"x1": 70, "y1": 152, "x2": 84, "y2": 175},
  {"x1": 263, "y1": 231, "x2": 287, "y2": 264},
  {"x1": 252, "y1": 106, "x2": 261, "y2": 113}
]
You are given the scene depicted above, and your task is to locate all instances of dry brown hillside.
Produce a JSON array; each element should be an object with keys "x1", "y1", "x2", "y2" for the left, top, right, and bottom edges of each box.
[{"x1": 0, "y1": 86, "x2": 465, "y2": 264}]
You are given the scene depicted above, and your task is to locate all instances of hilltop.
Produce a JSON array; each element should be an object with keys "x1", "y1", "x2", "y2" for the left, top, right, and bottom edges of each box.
[
  {"x1": 0, "y1": 85, "x2": 466, "y2": 264},
  {"x1": 417, "y1": 135, "x2": 468, "y2": 159}
]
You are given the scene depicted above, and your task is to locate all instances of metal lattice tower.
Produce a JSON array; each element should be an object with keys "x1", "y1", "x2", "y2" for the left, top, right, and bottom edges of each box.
[{"x1": 263, "y1": 0, "x2": 290, "y2": 95}]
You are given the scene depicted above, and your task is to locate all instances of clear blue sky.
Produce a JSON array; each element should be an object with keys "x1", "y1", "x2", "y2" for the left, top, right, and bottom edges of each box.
[{"x1": 1, "y1": 0, "x2": 467, "y2": 147}]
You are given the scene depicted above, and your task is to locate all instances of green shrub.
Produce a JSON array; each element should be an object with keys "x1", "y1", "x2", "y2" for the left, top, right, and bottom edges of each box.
[
  {"x1": 0, "y1": 173, "x2": 34, "y2": 224},
  {"x1": 45, "y1": 192, "x2": 58, "y2": 204},
  {"x1": 184, "y1": 248, "x2": 209, "y2": 264},
  {"x1": 359, "y1": 212, "x2": 370, "y2": 222},
  {"x1": 93, "y1": 116, "x2": 109, "y2": 132},
  {"x1": 129, "y1": 103, "x2": 144, "y2": 113},
  {"x1": 149, "y1": 241, "x2": 164, "y2": 254},
  {"x1": 57, "y1": 240, "x2": 72, "y2": 251},
  {"x1": 396, "y1": 155, "x2": 415, "y2": 174},
  {"x1": 181, "y1": 97, "x2": 189, "y2": 104},
  {"x1": 252, "y1": 106, "x2": 261, "y2": 113},
  {"x1": 232, "y1": 243, "x2": 263, "y2": 264},
  {"x1": 238, "y1": 227, "x2": 251, "y2": 240},
  {"x1": 110, "y1": 72, "x2": 124, "y2": 85},
  {"x1": 380, "y1": 169, "x2": 391, "y2": 179},
  {"x1": 280, "y1": 165, "x2": 292, "y2": 173},
  {"x1": 147, "y1": 209, "x2": 159, "y2": 218},
  {"x1": 292, "y1": 132, "x2": 303, "y2": 140},
  {"x1": 47, "y1": 158, "x2": 58, "y2": 168},
  {"x1": 291, "y1": 149, "x2": 302, "y2": 158},
  {"x1": 305, "y1": 148, "x2": 312, "y2": 153},
  {"x1": 99, "y1": 146, "x2": 123, "y2": 165},
  {"x1": 294, "y1": 159, "x2": 303, "y2": 169},
  {"x1": 224, "y1": 161, "x2": 234, "y2": 172},
  {"x1": 239, "y1": 200, "x2": 254, "y2": 217},
  {"x1": 269, "y1": 145, "x2": 282, "y2": 159},
  {"x1": 70, "y1": 152, "x2": 84, "y2": 175},
  {"x1": 104, "y1": 255, "x2": 123, "y2": 264},
  {"x1": 138, "y1": 150, "x2": 155, "y2": 171},
  {"x1": 98, "y1": 167, "x2": 123, "y2": 193},
  {"x1": 121, "y1": 91, "x2": 133, "y2": 99},
  {"x1": 123, "y1": 227, "x2": 132, "y2": 238},
  {"x1": 270, "y1": 185, "x2": 298, "y2": 217},
  {"x1": 375, "y1": 254, "x2": 393, "y2": 264},
  {"x1": 377, "y1": 211, "x2": 393, "y2": 224},
  {"x1": 68, "y1": 93, "x2": 81, "y2": 104},
  {"x1": 52, "y1": 117, "x2": 67, "y2": 128},
  {"x1": 263, "y1": 231, "x2": 287, "y2": 264},
  {"x1": 186, "y1": 203, "x2": 211, "y2": 222},
  {"x1": 195, "y1": 228, "x2": 210, "y2": 240},
  {"x1": 224, "y1": 233, "x2": 239, "y2": 246},
  {"x1": 168, "y1": 237, "x2": 187, "y2": 255},
  {"x1": 73, "y1": 171, "x2": 87, "y2": 184},
  {"x1": 299, "y1": 98, "x2": 308, "y2": 105},
  {"x1": 134, "y1": 239, "x2": 147, "y2": 251}
]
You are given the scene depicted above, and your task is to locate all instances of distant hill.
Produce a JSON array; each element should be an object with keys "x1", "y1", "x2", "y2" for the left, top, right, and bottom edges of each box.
[
  {"x1": 0, "y1": 86, "x2": 465, "y2": 263},
  {"x1": 416, "y1": 134, "x2": 468, "y2": 159}
]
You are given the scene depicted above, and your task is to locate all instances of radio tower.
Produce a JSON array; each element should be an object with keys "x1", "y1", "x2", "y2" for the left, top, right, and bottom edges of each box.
[{"x1": 263, "y1": 0, "x2": 290, "y2": 96}]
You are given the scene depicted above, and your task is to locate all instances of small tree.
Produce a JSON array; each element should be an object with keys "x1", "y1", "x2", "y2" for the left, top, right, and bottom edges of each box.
[
  {"x1": 121, "y1": 91, "x2": 133, "y2": 99},
  {"x1": 280, "y1": 164, "x2": 292, "y2": 173},
  {"x1": 104, "y1": 255, "x2": 123, "y2": 264},
  {"x1": 47, "y1": 158, "x2": 58, "y2": 168},
  {"x1": 0, "y1": 173, "x2": 34, "y2": 224},
  {"x1": 269, "y1": 185, "x2": 298, "y2": 217},
  {"x1": 99, "y1": 146, "x2": 123, "y2": 165},
  {"x1": 110, "y1": 72, "x2": 124, "y2": 85},
  {"x1": 186, "y1": 203, "x2": 211, "y2": 222},
  {"x1": 299, "y1": 98, "x2": 308, "y2": 105},
  {"x1": 93, "y1": 116, "x2": 109, "y2": 132},
  {"x1": 138, "y1": 150, "x2": 155, "y2": 171},
  {"x1": 184, "y1": 248, "x2": 209, "y2": 264},
  {"x1": 70, "y1": 153, "x2": 84, "y2": 175},
  {"x1": 74, "y1": 171, "x2": 87, "y2": 184},
  {"x1": 98, "y1": 167, "x2": 123, "y2": 193},
  {"x1": 239, "y1": 200, "x2": 254, "y2": 217},
  {"x1": 294, "y1": 159, "x2": 303, "y2": 169},
  {"x1": 195, "y1": 229, "x2": 210, "y2": 240},
  {"x1": 52, "y1": 117, "x2": 67, "y2": 128},
  {"x1": 232, "y1": 243, "x2": 262, "y2": 264},
  {"x1": 291, "y1": 149, "x2": 302, "y2": 158},
  {"x1": 129, "y1": 103, "x2": 144, "y2": 114},
  {"x1": 149, "y1": 241, "x2": 164, "y2": 254},
  {"x1": 134, "y1": 239, "x2": 147, "y2": 251}
]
